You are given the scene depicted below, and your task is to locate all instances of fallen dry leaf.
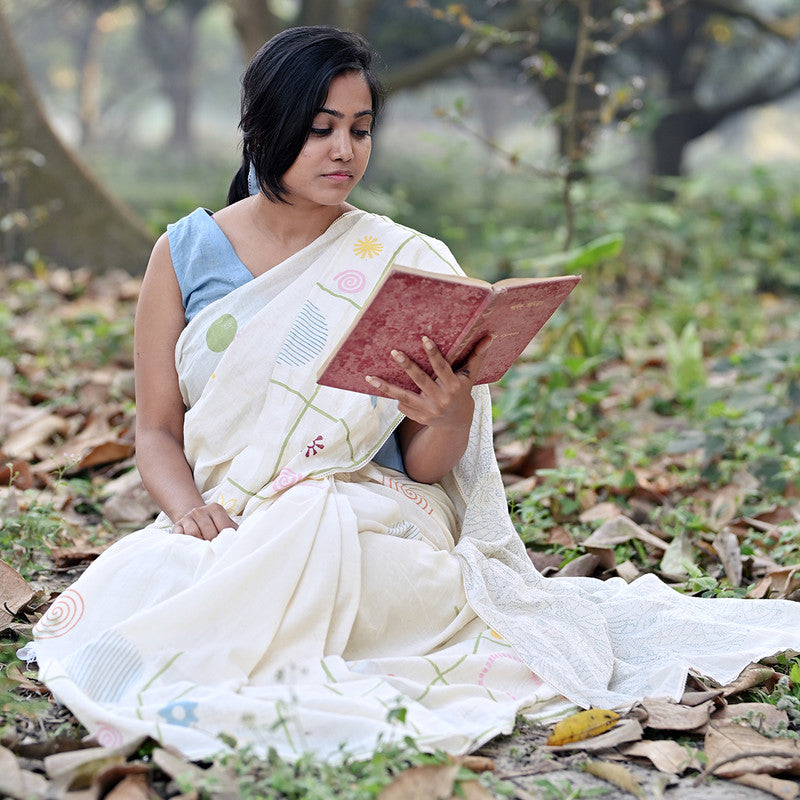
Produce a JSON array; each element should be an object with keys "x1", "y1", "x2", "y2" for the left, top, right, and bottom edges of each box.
[
  {"x1": 546, "y1": 708, "x2": 620, "y2": 745},
  {"x1": 721, "y1": 663, "x2": 780, "y2": 697},
  {"x1": 713, "y1": 527, "x2": 743, "y2": 586},
  {"x1": 710, "y1": 702, "x2": 789, "y2": 733},
  {"x1": 0, "y1": 458, "x2": 34, "y2": 489},
  {"x1": 680, "y1": 688, "x2": 723, "y2": 706},
  {"x1": 707, "y1": 485, "x2": 746, "y2": 531},
  {"x1": 4, "y1": 409, "x2": 70, "y2": 460},
  {"x1": 377, "y1": 763, "x2": 493, "y2": 800},
  {"x1": 733, "y1": 772, "x2": 799, "y2": 800},
  {"x1": 0, "y1": 744, "x2": 49, "y2": 800},
  {"x1": 5, "y1": 663, "x2": 49, "y2": 695},
  {"x1": 639, "y1": 697, "x2": 714, "y2": 731},
  {"x1": 582, "y1": 514, "x2": 668, "y2": 551},
  {"x1": 704, "y1": 722, "x2": 800, "y2": 778},
  {"x1": 0, "y1": 559, "x2": 35, "y2": 629},
  {"x1": 555, "y1": 552, "x2": 605, "y2": 577},
  {"x1": 749, "y1": 564, "x2": 800, "y2": 600},
  {"x1": 101, "y1": 771, "x2": 153, "y2": 800},
  {"x1": 50, "y1": 545, "x2": 108, "y2": 569},
  {"x1": 614, "y1": 560, "x2": 641, "y2": 583},
  {"x1": 621, "y1": 739, "x2": 702, "y2": 775},
  {"x1": 578, "y1": 501, "x2": 624, "y2": 523},
  {"x1": 546, "y1": 717, "x2": 643, "y2": 751},
  {"x1": 583, "y1": 759, "x2": 646, "y2": 799}
]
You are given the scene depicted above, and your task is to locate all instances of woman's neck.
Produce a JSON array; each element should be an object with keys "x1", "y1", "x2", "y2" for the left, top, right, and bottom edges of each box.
[{"x1": 249, "y1": 194, "x2": 353, "y2": 247}]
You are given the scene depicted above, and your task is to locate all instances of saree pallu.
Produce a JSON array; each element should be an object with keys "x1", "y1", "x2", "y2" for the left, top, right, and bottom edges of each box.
[{"x1": 33, "y1": 210, "x2": 800, "y2": 760}]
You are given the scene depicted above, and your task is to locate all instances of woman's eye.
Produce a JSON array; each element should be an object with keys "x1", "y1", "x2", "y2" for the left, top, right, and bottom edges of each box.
[
  {"x1": 310, "y1": 128, "x2": 331, "y2": 136},
  {"x1": 353, "y1": 130, "x2": 372, "y2": 139}
]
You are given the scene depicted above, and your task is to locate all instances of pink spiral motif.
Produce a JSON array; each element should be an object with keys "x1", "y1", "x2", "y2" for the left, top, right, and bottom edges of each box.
[
  {"x1": 95, "y1": 724, "x2": 124, "y2": 749},
  {"x1": 34, "y1": 589, "x2": 85, "y2": 638},
  {"x1": 272, "y1": 468, "x2": 302, "y2": 492},
  {"x1": 334, "y1": 270, "x2": 366, "y2": 293}
]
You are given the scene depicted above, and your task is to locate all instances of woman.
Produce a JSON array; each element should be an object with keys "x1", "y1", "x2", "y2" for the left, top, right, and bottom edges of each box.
[{"x1": 32, "y1": 26, "x2": 800, "y2": 761}]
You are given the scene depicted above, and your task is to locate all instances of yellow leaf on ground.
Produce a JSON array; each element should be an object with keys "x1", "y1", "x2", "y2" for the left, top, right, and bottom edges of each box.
[
  {"x1": 583, "y1": 759, "x2": 646, "y2": 799},
  {"x1": 546, "y1": 708, "x2": 620, "y2": 745}
]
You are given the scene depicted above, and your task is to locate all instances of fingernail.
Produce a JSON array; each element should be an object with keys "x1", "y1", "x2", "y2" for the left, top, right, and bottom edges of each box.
[
  {"x1": 422, "y1": 335, "x2": 434, "y2": 350},
  {"x1": 390, "y1": 349, "x2": 405, "y2": 363},
  {"x1": 365, "y1": 375, "x2": 381, "y2": 387}
]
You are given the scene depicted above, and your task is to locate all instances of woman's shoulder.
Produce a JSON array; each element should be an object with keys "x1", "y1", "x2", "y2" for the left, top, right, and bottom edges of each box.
[{"x1": 167, "y1": 207, "x2": 215, "y2": 237}]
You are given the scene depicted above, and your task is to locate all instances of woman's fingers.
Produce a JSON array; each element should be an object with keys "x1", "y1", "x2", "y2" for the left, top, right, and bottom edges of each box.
[
  {"x1": 172, "y1": 503, "x2": 238, "y2": 541},
  {"x1": 457, "y1": 335, "x2": 492, "y2": 381}
]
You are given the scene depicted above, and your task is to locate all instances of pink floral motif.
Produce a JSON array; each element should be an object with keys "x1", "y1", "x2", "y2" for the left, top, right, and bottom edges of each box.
[
  {"x1": 272, "y1": 468, "x2": 302, "y2": 491},
  {"x1": 304, "y1": 435, "x2": 325, "y2": 457},
  {"x1": 333, "y1": 270, "x2": 367, "y2": 293}
]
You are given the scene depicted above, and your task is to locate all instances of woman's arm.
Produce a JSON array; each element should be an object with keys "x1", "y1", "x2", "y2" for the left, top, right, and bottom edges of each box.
[
  {"x1": 366, "y1": 336, "x2": 490, "y2": 484},
  {"x1": 134, "y1": 233, "x2": 237, "y2": 540}
]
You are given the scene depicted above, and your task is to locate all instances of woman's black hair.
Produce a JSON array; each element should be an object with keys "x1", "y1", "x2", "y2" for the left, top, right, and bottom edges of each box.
[{"x1": 227, "y1": 26, "x2": 384, "y2": 205}]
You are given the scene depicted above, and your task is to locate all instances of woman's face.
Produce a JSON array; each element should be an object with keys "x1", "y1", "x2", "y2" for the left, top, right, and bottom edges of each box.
[{"x1": 281, "y1": 71, "x2": 374, "y2": 210}]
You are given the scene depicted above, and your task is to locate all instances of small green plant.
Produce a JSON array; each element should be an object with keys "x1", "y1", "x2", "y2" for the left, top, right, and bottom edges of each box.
[
  {"x1": 532, "y1": 776, "x2": 609, "y2": 800},
  {"x1": 745, "y1": 658, "x2": 800, "y2": 734},
  {"x1": 175, "y1": 736, "x2": 509, "y2": 800},
  {"x1": 663, "y1": 320, "x2": 707, "y2": 401},
  {"x1": 1, "y1": 466, "x2": 74, "y2": 578}
]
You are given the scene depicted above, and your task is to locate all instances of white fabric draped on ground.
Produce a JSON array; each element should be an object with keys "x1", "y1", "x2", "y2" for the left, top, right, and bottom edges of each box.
[{"x1": 33, "y1": 210, "x2": 800, "y2": 760}]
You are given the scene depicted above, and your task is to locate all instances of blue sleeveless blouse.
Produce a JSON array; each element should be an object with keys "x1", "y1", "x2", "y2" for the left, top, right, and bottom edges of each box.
[{"x1": 167, "y1": 208, "x2": 405, "y2": 473}]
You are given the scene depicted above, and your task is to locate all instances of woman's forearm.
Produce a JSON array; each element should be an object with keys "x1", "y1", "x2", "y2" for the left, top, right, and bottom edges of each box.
[
  {"x1": 399, "y1": 417, "x2": 470, "y2": 484},
  {"x1": 135, "y1": 428, "x2": 205, "y2": 523}
]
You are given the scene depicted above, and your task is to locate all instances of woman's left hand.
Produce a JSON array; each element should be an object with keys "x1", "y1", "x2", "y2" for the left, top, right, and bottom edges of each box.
[
  {"x1": 365, "y1": 336, "x2": 491, "y2": 484},
  {"x1": 366, "y1": 335, "x2": 490, "y2": 428}
]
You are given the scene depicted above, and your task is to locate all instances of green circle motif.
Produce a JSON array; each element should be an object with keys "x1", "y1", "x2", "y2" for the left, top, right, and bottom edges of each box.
[{"x1": 206, "y1": 314, "x2": 238, "y2": 352}]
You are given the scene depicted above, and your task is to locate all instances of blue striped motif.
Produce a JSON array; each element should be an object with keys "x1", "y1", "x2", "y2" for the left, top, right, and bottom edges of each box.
[
  {"x1": 276, "y1": 301, "x2": 328, "y2": 366},
  {"x1": 64, "y1": 630, "x2": 144, "y2": 703}
]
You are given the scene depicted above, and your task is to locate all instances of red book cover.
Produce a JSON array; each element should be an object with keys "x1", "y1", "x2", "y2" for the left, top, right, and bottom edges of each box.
[{"x1": 316, "y1": 265, "x2": 580, "y2": 395}]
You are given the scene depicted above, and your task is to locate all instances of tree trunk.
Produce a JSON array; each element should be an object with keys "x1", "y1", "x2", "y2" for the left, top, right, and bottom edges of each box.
[
  {"x1": 227, "y1": 0, "x2": 284, "y2": 61},
  {"x1": 0, "y1": 8, "x2": 154, "y2": 274}
]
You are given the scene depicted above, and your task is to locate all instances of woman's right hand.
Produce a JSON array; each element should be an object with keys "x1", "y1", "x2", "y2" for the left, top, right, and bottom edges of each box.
[{"x1": 172, "y1": 503, "x2": 239, "y2": 540}]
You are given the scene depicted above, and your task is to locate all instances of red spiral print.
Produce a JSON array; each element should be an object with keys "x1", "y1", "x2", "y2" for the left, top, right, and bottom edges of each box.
[
  {"x1": 381, "y1": 475, "x2": 434, "y2": 515},
  {"x1": 333, "y1": 270, "x2": 366, "y2": 293},
  {"x1": 34, "y1": 589, "x2": 85, "y2": 638}
]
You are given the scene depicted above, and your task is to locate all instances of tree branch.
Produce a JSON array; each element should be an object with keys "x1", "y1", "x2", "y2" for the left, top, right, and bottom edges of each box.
[{"x1": 697, "y1": 0, "x2": 800, "y2": 40}]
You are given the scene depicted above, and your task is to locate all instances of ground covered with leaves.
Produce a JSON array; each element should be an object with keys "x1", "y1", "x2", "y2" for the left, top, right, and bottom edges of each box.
[{"x1": 2, "y1": 208, "x2": 800, "y2": 800}]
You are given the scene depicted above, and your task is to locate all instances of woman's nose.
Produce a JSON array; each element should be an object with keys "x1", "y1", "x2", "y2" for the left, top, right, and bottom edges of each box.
[{"x1": 332, "y1": 131, "x2": 353, "y2": 161}]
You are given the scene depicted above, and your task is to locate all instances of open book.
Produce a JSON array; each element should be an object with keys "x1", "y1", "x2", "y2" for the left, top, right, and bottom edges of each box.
[{"x1": 316, "y1": 265, "x2": 580, "y2": 395}]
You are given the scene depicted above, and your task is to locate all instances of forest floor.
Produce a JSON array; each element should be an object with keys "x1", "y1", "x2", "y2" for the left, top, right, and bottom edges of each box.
[{"x1": 2, "y1": 262, "x2": 800, "y2": 799}]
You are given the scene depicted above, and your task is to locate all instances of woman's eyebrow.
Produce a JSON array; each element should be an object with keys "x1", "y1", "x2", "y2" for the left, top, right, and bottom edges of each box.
[{"x1": 317, "y1": 107, "x2": 374, "y2": 119}]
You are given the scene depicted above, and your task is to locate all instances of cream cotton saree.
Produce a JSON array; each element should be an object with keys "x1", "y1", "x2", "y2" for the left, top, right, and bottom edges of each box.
[{"x1": 33, "y1": 210, "x2": 800, "y2": 760}]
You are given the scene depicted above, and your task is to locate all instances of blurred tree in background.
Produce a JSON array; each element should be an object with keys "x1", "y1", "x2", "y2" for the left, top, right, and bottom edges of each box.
[{"x1": 0, "y1": 0, "x2": 799, "y2": 271}]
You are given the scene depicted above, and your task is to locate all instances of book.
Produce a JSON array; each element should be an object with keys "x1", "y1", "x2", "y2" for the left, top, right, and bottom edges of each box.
[{"x1": 316, "y1": 265, "x2": 580, "y2": 396}]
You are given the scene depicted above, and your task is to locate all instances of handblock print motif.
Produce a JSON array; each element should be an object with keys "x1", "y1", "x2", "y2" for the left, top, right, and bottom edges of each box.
[
  {"x1": 353, "y1": 236, "x2": 383, "y2": 259},
  {"x1": 34, "y1": 588, "x2": 85, "y2": 639},
  {"x1": 333, "y1": 270, "x2": 367, "y2": 293},
  {"x1": 276, "y1": 301, "x2": 328, "y2": 366},
  {"x1": 64, "y1": 629, "x2": 144, "y2": 703},
  {"x1": 380, "y1": 474, "x2": 434, "y2": 515}
]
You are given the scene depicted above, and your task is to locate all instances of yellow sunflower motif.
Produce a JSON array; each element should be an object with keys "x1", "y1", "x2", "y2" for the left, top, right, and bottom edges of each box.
[{"x1": 353, "y1": 235, "x2": 383, "y2": 259}]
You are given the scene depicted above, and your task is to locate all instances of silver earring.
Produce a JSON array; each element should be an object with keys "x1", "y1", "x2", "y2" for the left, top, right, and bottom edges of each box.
[{"x1": 248, "y1": 162, "x2": 260, "y2": 196}]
